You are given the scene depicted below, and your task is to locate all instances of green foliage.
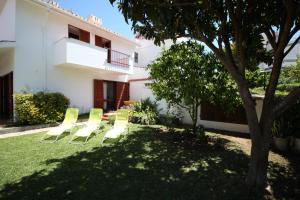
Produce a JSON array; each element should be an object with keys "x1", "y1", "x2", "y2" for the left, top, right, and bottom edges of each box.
[
  {"x1": 131, "y1": 110, "x2": 157, "y2": 125},
  {"x1": 14, "y1": 93, "x2": 45, "y2": 125},
  {"x1": 272, "y1": 97, "x2": 300, "y2": 138},
  {"x1": 130, "y1": 98, "x2": 159, "y2": 125},
  {"x1": 158, "y1": 106, "x2": 183, "y2": 126},
  {"x1": 108, "y1": 115, "x2": 116, "y2": 125},
  {"x1": 134, "y1": 97, "x2": 160, "y2": 114},
  {"x1": 14, "y1": 92, "x2": 70, "y2": 125},
  {"x1": 279, "y1": 57, "x2": 300, "y2": 85},
  {"x1": 195, "y1": 125, "x2": 206, "y2": 140},
  {"x1": 245, "y1": 68, "x2": 265, "y2": 88},
  {"x1": 148, "y1": 41, "x2": 241, "y2": 132}
]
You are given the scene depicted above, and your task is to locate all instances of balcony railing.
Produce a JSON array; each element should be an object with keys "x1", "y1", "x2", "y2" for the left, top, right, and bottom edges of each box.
[{"x1": 109, "y1": 49, "x2": 130, "y2": 68}]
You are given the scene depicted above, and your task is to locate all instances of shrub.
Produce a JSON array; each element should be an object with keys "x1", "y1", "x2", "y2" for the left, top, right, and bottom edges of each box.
[
  {"x1": 132, "y1": 110, "x2": 157, "y2": 125},
  {"x1": 158, "y1": 107, "x2": 183, "y2": 126},
  {"x1": 14, "y1": 92, "x2": 70, "y2": 125},
  {"x1": 108, "y1": 115, "x2": 116, "y2": 125},
  {"x1": 158, "y1": 113, "x2": 176, "y2": 126},
  {"x1": 272, "y1": 97, "x2": 300, "y2": 138},
  {"x1": 129, "y1": 98, "x2": 159, "y2": 125},
  {"x1": 134, "y1": 98, "x2": 160, "y2": 114}
]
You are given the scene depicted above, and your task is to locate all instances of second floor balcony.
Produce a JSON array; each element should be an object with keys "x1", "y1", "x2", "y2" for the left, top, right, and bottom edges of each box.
[{"x1": 54, "y1": 37, "x2": 133, "y2": 74}]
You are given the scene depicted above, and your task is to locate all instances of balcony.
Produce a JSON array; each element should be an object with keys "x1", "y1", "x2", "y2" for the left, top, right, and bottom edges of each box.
[{"x1": 54, "y1": 38, "x2": 132, "y2": 74}]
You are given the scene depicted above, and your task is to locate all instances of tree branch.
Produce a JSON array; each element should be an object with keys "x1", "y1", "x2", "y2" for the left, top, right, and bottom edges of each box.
[
  {"x1": 261, "y1": 0, "x2": 297, "y2": 123},
  {"x1": 284, "y1": 35, "x2": 300, "y2": 57},
  {"x1": 227, "y1": 0, "x2": 246, "y2": 75},
  {"x1": 288, "y1": 24, "x2": 300, "y2": 41},
  {"x1": 264, "y1": 29, "x2": 277, "y2": 50}
]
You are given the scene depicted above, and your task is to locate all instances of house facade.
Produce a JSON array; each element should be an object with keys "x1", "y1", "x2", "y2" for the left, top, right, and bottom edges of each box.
[
  {"x1": 1, "y1": 0, "x2": 297, "y2": 133},
  {"x1": 0, "y1": 0, "x2": 137, "y2": 118}
]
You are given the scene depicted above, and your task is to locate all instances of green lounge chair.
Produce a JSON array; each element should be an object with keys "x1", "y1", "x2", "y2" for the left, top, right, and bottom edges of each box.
[
  {"x1": 69, "y1": 108, "x2": 103, "y2": 144},
  {"x1": 41, "y1": 108, "x2": 79, "y2": 142},
  {"x1": 100, "y1": 109, "x2": 129, "y2": 146}
]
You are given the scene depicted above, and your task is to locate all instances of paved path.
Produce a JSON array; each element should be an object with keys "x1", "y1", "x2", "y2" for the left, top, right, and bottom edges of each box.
[
  {"x1": 0, "y1": 122, "x2": 86, "y2": 139},
  {"x1": 0, "y1": 127, "x2": 52, "y2": 139}
]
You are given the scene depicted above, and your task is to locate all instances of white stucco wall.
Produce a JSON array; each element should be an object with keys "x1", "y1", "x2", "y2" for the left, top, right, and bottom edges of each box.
[
  {"x1": 130, "y1": 38, "x2": 266, "y2": 134},
  {"x1": 0, "y1": 0, "x2": 16, "y2": 41},
  {"x1": 13, "y1": 0, "x2": 136, "y2": 113}
]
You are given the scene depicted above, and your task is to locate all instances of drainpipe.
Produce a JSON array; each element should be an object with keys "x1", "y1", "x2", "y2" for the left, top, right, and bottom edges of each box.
[{"x1": 42, "y1": 5, "x2": 51, "y2": 91}]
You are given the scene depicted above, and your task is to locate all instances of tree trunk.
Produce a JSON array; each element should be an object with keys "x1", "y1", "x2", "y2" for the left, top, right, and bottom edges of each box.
[
  {"x1": 192, "y1": 104, "x2": 198, "y2": 134},
  {"x1": 246, "y1": 130, "x2": 271, "y2": 189},
  {"x1": 234, "y1": 80, "x2": 273, "y2": 190}
]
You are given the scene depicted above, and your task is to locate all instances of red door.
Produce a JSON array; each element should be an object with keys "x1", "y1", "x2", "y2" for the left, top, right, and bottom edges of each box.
[
  {"x1": 0, "y1": 72, "x2": 13, "y2": 119},
  {"x1": 115, "y1": 82, "x2": 129, "y2": 109},
  {"x1": 94, "y1": 79, "x2": 103, "y2": 108}
]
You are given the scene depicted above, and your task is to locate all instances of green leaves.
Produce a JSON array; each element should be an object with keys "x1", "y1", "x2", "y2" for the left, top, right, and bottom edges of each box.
[
  {"x1": 148, "y1": 41, "x2": 241, "y2": 124},
  {"x1": 14, "y1": 92, "x2": 70, "y2": 125}
]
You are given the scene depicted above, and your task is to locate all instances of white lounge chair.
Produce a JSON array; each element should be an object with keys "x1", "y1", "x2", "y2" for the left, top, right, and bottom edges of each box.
[
  {"x1": 41, "y1": 108, "x2": 79, "y2": 142},
  {"x1": 69, "y1": 108, "x2": 103, "y2": 144}
]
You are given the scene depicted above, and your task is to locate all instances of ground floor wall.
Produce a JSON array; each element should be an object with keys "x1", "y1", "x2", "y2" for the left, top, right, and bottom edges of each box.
[
  {"x1": 14, "y1": 64, "x2": 129, "y2": 114},
  {"x1": 129, "y1": 80, "x2": 264, "y2": 134}
]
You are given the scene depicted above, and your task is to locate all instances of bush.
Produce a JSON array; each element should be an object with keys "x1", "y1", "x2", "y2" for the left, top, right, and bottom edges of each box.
[
  {"x1": 108, "y1": 115, "x2": 116, "y2": 125},
  {"x1": 129, "y1": 98, "x2": 159, "y2": 125},
  {"x1": 131, "y1": 110, "x2": 157, "y2": 125},
  {"x1": 14, "y1": 92, "x2": 70, "y2": 125},
  {"x1": 158, "y1": 113, "x2": 176, "y2": 126},
  {"x1": 272, "y1": 97, "x2": 300, "y2": 138},
  {"x1": 158, "y1": 107, "x2": 183, "y2": 126},
  {"x1": 245, "y1": 68, "x2": 265, "y2": 88}
]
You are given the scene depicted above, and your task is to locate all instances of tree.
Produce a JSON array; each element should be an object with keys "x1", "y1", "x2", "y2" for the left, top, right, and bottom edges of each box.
[
  {"x1": 109, "y1": 0, "x2": 300, "y2": 189},
  {"x1": 149, "y1": 41, "x2": 239, "y2": 133}
]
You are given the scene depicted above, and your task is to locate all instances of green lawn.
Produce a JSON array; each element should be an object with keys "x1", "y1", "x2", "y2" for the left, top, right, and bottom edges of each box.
[{"x1": 0, "y1": 124, "x2": 298, "y2": 200}]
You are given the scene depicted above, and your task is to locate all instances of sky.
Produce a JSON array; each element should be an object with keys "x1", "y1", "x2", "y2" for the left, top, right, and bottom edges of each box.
[{"x1": 56, "y1": 0, "x2": 135, "y2": 39}]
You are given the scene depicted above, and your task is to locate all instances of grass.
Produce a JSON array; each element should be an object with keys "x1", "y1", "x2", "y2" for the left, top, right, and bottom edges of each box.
[{"x1": 0, "y1": 124, "x2": 299, "y2": 200}]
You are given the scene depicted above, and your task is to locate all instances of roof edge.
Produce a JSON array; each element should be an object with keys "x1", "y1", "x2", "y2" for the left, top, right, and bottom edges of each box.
[{"x1": 26, "y1": 0, "x2": 139, "y2": 46}]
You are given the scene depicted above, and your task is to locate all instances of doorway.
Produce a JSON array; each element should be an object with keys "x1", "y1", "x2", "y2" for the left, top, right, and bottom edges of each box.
[
  {"x1": 103, "y1": 81, "x2": 116, "y2": 112},
  {"x1": 0, "y1": 72, "x2": 13, "y2": 120},
  {"x1": 94, "y1": 79, "x2": 129, "y2": 112}
]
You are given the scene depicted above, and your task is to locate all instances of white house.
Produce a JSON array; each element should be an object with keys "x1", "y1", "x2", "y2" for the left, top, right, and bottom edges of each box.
[
  {"x1": 0, "y1": 0, "x2": 139, "y2": 119},
  {"x1": 0, "y1": 0, "x2": 295, "y2": 134}
]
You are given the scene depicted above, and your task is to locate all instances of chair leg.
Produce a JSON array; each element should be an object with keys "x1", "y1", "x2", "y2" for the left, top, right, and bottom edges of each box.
[
  {"x1": 69, "y1": 135, "x2": 76, "y2": 144},
  {"x1": 40, "y1": 134, "x2": 47, "y2": 142},
  {"x1": 99, "y1": 136, "x2": 106, "y2": 147},
  {"x1": 54, "y1": 135, "x2": 60, "y2": 142},
  {"x1": 84, "y1": 136, "x2": 90, "y2": 144}
]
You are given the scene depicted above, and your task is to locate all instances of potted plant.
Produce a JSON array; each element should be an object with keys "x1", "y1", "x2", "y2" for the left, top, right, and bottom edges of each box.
[{"x1": 272, "y1": 118, "x2": 290, "y2": 151}]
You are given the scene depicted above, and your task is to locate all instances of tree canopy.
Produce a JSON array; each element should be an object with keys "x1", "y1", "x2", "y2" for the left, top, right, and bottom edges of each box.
[
  {"x1": 149, "y1": 41, "x2": 239, "y2": 132},
  {"x1": 109, "y1": 0, "x2": 300, "y2": 190}
]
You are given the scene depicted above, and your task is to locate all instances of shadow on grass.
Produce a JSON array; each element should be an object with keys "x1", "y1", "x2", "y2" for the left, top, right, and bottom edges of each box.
[
  {"x1": 268, "y1": 149, "x2": 300, "y2": 199},
  {"x1": 0, "y1": 126, "x2": 298, "y2": 200}
]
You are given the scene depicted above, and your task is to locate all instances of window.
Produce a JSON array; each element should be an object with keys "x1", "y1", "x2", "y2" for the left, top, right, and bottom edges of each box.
[
  {"x1": 95, "y1": 35, "x2": 111, "y2": 49},
  {"x1": 68, "y1": 25, "x2": 90, "y2": 43},
  {"x1": 134, "y1": 52, "x2": 138, "y2": 63},
  {"x1": 145, "y1": 83, "x2": 152, "y2": 87},
  {"x1": 68, "y1": 25, "x2": 80, "y2": 40}
]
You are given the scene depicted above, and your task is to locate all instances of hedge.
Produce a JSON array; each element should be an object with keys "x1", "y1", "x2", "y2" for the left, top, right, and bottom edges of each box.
[{"x1": 14, "y1": 92, "x2": 70, "y2": 125}]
